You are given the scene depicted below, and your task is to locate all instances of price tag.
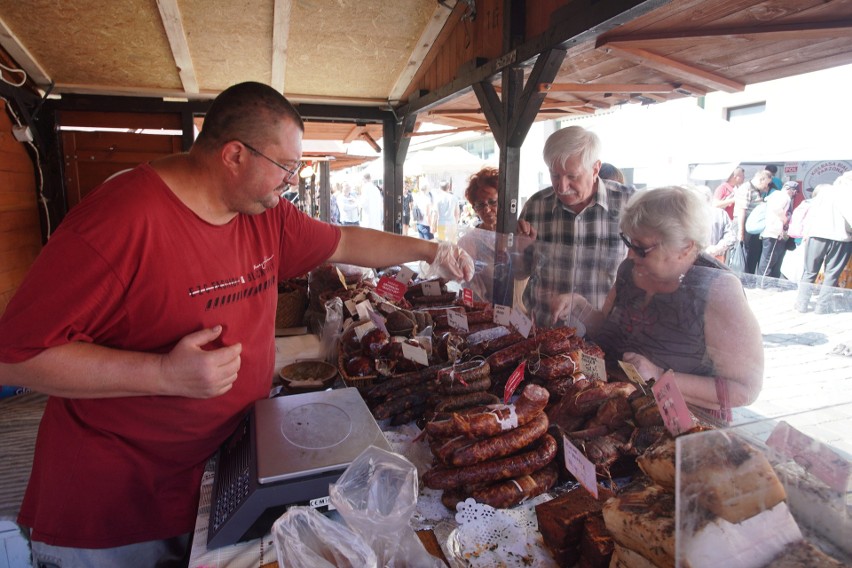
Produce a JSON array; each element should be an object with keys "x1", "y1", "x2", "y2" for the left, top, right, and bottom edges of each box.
[
  {"x1": 355, "y1": 300, "x2": 373, "y2": 321},
  {"x1": 335, "y1": 266, "x2": 349, "y2": 289},
  {"x1": 353, "y1": 292, "x2": 367, "y2": 304},
  {"x1": 369, "y1": 311, "x2": 388, "y2": 335},
  {"x1": 353, "y1": 321, "x2": 376, "y2": 341},
  {"x1": 766, "y1": 421, "x2": 851, "y2": 493},
  {"x1": 447, "y1": 310, "x2": 469, "y2": 332},
  {"x1": 421, "y1": 280, "x2": 441, "y2": 296},
  {"x1": 618, "y1": 361, "x2": 647, "y2": 386},
  {"x1": 344, "y1": 299, "x2": 358, "y2": 316},
  {"x1": 503, "y1": 361, "x2": 526, "y2": 403},
  {"x1": 493, "y1": 304, "x2": 512, "y2": 326},
  {"x1": 461, "y1": 288, "x2": 474, "y2": 307},
  {"x1": 375, "y1": 275, "x2": 407, "y2": 302},
  {"x1": 395, "y1": 266, "x2": 415, "y2": 284},
  {"x1": 400, "y1": 342, "x2": 429, "y2": 366},
  {"x1": 580, "y1": 352, "x2": 606, "y2": 382},
  {"x1": 562, "y1": 435, "x2": 598, "y2": 498},
  {"x1": 651, "y1": 370, "x2": 694, "y2": 436},
  {"x1": 510, "y1": 309, "x2": 533, "y2": 338}
]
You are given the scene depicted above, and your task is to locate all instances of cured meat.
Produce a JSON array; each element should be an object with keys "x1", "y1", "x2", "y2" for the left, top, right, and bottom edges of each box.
[
  {"x1": 448, "y1": 412, "x2": 549, "y2": 467},
  {"x1": 602, "y1": 477, "x2": 675, "y2": 568},
  {"x1": 425, "y1": 383, "x2": 550, "y2": 439},
  {"x1": 467, "y1": 463, "x2": 559, "y2": 509},
  {"x1": 535, "y1": 486, "x2": 615, "y2": 567},
  {"x1": 636, "y1": 435, "x2": 676, "y2": 490},
  {"x1": 423, "y1": 433, "x2": 557, "y2": 490},
  {"x1": 437, "y1": 375, "x2": 491, "y2": 395},
  {"x1": 436, "y1": 360, "x2": 490, "y2": 387},
  {"x1": 579, "y1": 514, "x2": 614, "y2": 568},
  {"x1": 433, "y1": 392, "x2": 500, "y2": 413},
  {"x1": 529, "y1": 351, "x2": 580, "y2": 379},
  {"x1": 365, "y1": 364, "x2": 448, "y2": 399}
]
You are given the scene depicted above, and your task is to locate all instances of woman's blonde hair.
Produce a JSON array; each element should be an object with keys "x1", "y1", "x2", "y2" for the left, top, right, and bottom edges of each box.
[{"x1": 620, "y1": 186, "x2": 710, "y2": 251}]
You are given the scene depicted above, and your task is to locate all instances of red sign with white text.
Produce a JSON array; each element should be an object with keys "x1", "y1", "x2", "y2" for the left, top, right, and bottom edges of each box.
[{"x1": 503, "y1": 361, "x2": 526, "y2": 403}]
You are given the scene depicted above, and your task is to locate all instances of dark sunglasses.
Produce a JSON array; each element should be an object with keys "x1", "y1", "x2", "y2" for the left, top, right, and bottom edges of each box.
[{"x1": 620, "y1": 232, "x2": 659, "y2": 257}]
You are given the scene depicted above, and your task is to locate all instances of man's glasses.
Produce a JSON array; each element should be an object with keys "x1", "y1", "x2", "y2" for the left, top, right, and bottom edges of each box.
[
  {"x1": 238, "y1": 140, "x2": 303, "y2": 181},
  {"x1": 619, "y1": 232, "x2": 659, "y2": 257},
  {"x1": 473, "y1": 198, "x2": 498, "y2": 212}
]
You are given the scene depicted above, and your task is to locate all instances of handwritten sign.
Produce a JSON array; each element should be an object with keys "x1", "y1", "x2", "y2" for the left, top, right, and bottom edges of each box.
[
  {"x1": 344, "y1": 299, "x2": 358, "y2": 317},
  {"x1": 395, "y1": 266, "x2": 415, "y2": 284},
  {"x1": 355, "y1": 299, "x2": 374, "y2": 321},
  {"x1": 503, "y1": 361, "x2": 526, "y2": 403},
  {"x1": 651, "y1": 370, "x2": 694, "y2": 436},
  {"x1": 510, "y1": 309, "x2": 533, "y2": 338},
  {"x1": 353, "y1": 321, "x2": 376, "y2": 341},
  {"x1": 618, "y1": 361, "x2": 647, "y2": 386},
  {"x1": 580, "y1": 352, "x2": 606, "y2": 382},
  {"x1": 421, "y1": 281, "x2": 441, "y2": 296},
  {"x1": 766, "y1": 421, "x2": 851, "y2": 493},
  {"x1": 375, "y1": 275, "x2": 406, "y2": 302},
  {"x1": 400, "y1": 342, "x2": 429, "y2": 366},
  {"x1": 562, "y1": 435, "x2": 598, "y2": 498},
  {"x1": 461, "y1": 288, "x2": 474, "y2": 307},
  {"x1": 493, "y1": 304, "x2": 512, "y2": 326},
  {"x1": 447, "y1": 309, "x2": 469, "y2": 332}
]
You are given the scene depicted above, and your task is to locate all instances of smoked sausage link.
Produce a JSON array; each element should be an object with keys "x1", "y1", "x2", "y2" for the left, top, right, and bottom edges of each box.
[
  {"x1": 450, "y1": 412, "x2": 549, "y2": 467},
  {"x1": 423, "y1": 433, "x2": 557, "y2": 490},
  {"x1": 425, "y1": 383, "x2": 549, "y2": 439}
]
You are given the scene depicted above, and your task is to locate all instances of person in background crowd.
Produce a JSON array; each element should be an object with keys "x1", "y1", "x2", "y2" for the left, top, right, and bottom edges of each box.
[
  {"x1": 713, "y1": 166, "x2": 744, "y2": 220},
  {"x1": 756, "y1": 180, "x2": 798, "y2": 284},
  {"x1": 693, "y1": 184, "x2": 735, "y2": 262},
  {"x1": 765, "y1": 164, "x2": 783, "y2": 194},
  {"x1": 794, "y1": 172, "x2": 852, "y2": 314},
  {"x1": 433, "y1": 180, "x2": 460, "y2": 242},
  {"x1": 458, "y1": 166, "x2": 512, "y2": 305},
  {"x1": 599, "y1": 162, "x2": 625, "y2": 184},
  {"x1": 0, "y1": 81, "x2": 475, "y2": 567},
  {"x1": 788, "y1": 185, "x2": 823, "y2": 244},
  {"x1": 733, "y1": 169, "x2": 773, "y2": 276},
  {"x1": 516, "y1": 125, "x2": 633, "y2": 326},
  {"x1": 400, "y1": 184, "x2": 412, "y2": 236},
  {"x1": 413, "y1": 185, "x2": 435, "y2": 240},
  {"x1": 569, "y1": 186, "x2": 764, "y2": 422},
  {"x1": 359, "y1": 172, "x2": 384, "y2": 231},
  {"x1": 329, "y1": 183, "x2": 341, "y2": 225},
  {"x1": 338, "y1": 182, "x2": 361, "y2": 226}
]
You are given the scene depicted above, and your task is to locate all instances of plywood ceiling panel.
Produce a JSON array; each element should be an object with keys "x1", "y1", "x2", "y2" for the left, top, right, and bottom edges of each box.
[
  {"x1": 0, "y1": 0, "x2": 180, "y2": 90},
  {"x1": 285, "y1": 0, "x2": 435, "y2": 100}
]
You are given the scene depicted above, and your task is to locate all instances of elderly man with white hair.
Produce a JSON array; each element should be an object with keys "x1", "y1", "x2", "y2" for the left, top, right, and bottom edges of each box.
[{"x1": 794, "y1": 171, "x2": 852, "y2": 313}]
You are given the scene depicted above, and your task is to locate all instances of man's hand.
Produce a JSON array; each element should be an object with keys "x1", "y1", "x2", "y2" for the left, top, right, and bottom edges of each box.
[{"x1": 159, "y1": 326, "x2": 242, "y2": 398}]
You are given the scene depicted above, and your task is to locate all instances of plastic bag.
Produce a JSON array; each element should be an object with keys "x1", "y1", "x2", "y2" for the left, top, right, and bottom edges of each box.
[
  {"x1": 420, "y1": 242, "x2": 475, "y2": 283},
  {"x1": 728, "y1": 241, "x2": 747, "y2": 273},
  {"x1": 745, "y1": 202, "x2": 767, "y2": 234},
  {"x1": 329, "y1": 446, "x2": 444, "y2": 568},
  {"x1": 272, "y1": 506, "x2": 377, "y2": 568},
  {"x1": 320, "y1": 296, "x2": 344, "y2": 363}
]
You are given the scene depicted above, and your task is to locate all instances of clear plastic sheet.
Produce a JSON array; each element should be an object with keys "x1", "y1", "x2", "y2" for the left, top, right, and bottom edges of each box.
[{"x1": 271, "y1": 506, "x2": 377, "y2": 568}]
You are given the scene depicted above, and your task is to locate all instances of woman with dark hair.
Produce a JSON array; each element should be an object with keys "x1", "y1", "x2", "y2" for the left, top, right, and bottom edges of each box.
[
  {"x1": 559, "y1": 186, "x2": 764, "y2": 421},
  {"x1": 599, "y1": 162, "x2": 624, "y2": 183}
]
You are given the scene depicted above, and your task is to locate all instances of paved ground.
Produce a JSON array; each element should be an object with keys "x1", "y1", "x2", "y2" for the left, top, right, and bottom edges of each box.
[{"x1": 732, "y1": 277, "x2": 852, "y2": 458}]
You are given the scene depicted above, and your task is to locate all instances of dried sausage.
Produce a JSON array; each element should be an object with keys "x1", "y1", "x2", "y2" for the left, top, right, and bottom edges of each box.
[
  {"x1": 449, "y1": 412, "x2": 549, "y2": 467},
  {"x1": 436, "y1": 360, "x2": 490, "y2": 386},
  {"x1": 365, "y1": 364, "x2": 448, "y2": 399},
  {"x1": 529, "y1": 351, "x2": 580, "y2": 379},
  {"x1": 434, "y1": 392, "x2": 501, "y2": 413},
  {"x1": 438, "y1": 375, "x2": 491, "y2": 395},
  {"x1": 423, "y1": 433, "x2": 557, "y2": 490},
  {"x1": 465, "y1": 463, "x2": 559, "y2": 509},
  {"x1": 425, "y1": 383, "x2": 550, "y2": 439},
  {"x1": 373, "y1": 392, "x2": 430, "y2": 420}
]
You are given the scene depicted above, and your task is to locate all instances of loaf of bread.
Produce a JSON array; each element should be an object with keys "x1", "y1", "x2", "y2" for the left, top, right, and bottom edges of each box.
[{"x1": 680, "y1": 433, "x2": 786, "y2": 524}]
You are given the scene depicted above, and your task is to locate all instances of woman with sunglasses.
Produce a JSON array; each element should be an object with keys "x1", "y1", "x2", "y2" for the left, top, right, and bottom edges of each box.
[{"x1": 563, "y1": 186, "x2": 764, "y2": 421}]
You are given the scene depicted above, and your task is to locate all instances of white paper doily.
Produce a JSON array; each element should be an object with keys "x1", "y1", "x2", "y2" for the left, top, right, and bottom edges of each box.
[{"x1": 442, "y1": 497, "x2": 557, "y2": 567}]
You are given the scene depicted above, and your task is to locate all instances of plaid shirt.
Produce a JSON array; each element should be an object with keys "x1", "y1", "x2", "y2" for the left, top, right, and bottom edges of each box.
[{"x1": 517, "y1": 178, "x2": 633, "y2": 324}]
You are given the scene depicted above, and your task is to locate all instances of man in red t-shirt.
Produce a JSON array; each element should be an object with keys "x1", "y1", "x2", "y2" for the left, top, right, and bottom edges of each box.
[
  {"x1": 712, "y1": 166, "x2": 744, "y2": 220},
  {"x1": 0, "y1": 82, "x2": 473, "y2": 566}
]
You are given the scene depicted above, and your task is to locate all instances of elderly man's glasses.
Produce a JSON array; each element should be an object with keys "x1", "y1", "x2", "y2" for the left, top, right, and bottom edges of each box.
[
  {"x1": 473, "y1": 198, "x2": 498, "y2": 212},
  {"x1": 238, "y1": 140, "x2": 303, "y2": 180},
  {"x1": 620, "y1": 232, "x2": 659, "y2": 257}
]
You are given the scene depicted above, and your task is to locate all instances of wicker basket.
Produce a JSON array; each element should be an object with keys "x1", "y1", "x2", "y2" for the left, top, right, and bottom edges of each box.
[
  {"x1": 275, "y1": 285, "x2": 308, "y2": 329},
  {"x1": 337, "y1": 351, "x2": 379, "y2": 392}
]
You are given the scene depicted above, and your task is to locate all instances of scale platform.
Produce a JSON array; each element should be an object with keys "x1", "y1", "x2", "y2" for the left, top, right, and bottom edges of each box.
[{"x1": 206, "y1": 387, "x2": 391, "y2": 549}]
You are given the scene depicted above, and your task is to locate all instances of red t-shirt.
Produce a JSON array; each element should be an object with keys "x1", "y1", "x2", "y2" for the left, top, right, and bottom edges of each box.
[
  {"x1": 0, "y1": 164, "x2": 340, "y2": 547},
  {"x1": 713, "y1": 181, "x2": 736, "y2": 219}
]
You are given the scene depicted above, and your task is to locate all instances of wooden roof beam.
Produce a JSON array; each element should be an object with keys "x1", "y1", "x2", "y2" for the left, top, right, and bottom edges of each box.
[
  {"x1": 343, "y1": 125, "x2": 366, "y2": 143},
  {"x1": 156, "y1": 0, "x2": 199, "y2": 94},
  {"x1": 539, "y1": 82, "x2": 675, "y2": 94},
  {"x1": 359, "y1": 132, "x2": 382, "y2": 153},
  {"x1": 0, "y1": 15, "x2": 51, "y2": 88},
  {"x1": 602, "y1": 44, "x2": 744, "y2": 93},
  {"x1": 598, "y1": 20, "x2": 852, "y2": 46},
  {"x1": 271, "y1": 0, "x2": 293, "y2": 94}
]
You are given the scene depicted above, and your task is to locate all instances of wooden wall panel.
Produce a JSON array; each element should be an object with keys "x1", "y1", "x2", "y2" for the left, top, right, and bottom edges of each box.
[{"x1": 0, "y1": 102, "x2": 40, "y2": 316}]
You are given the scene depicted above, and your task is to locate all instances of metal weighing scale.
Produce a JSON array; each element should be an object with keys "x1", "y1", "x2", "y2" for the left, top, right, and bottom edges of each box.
[{"x1": 206, "y1": 387, "x2": 391, "y2": 549}]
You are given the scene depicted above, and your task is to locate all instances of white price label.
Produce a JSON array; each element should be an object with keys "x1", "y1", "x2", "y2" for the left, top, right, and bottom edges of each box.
[
  {"x1": 395, "y1": 266, "x2": 415, "y2": 284},
  {"x1": 421, "y1": 281, "x2": 441, "y2": 296},
  {"x1": 618, "y1": 361, "x2": 647, "y2": 386},
  {"x1": 400, "y1": 342, "x2": 429, "y2": 366},
  {"x1": 353, "y1": 321, "x2": 376, "y2": 341},
  {"x1": 493, "y1": 304, "x2": 512, "y2": 326},
  {"x1": 344, "y1": 299, "x2": 358, "y2": 316},
  {"x1": 355, "y1": 299, "x2": 373, "y2": 321},
  {"x1": 562, "y1": 435, "x2": 598, "y2": 498},
  {"x1": 447, "y1": 310, "x2": 469, "y2": 332},
  {"x1": 580, "y1": 352, "x2": 606, "y2": 382},
  {"x1": 510, "y1": 309, "x2": 533, "y2": 338}
]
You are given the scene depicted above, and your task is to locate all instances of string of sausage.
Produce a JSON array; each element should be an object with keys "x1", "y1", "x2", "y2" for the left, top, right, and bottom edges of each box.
[
  {"x1": 441, "y1": 463, "x2": 560, "y2": 510},
  {"x1": 423, "y1": 433, "x2": 557, "y2": 490}
]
